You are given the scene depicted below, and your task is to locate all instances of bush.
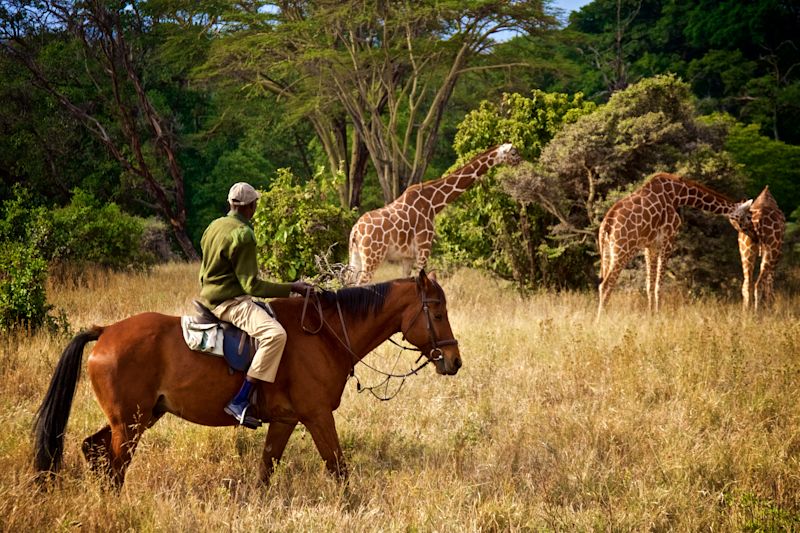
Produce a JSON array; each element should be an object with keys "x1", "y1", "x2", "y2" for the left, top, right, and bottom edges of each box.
[
  {"x1": 252, "y1": 169, "x2": 357, "y2": 280},
  {"x1": 0, "y1": 186, "x2": 152, "y2": 331},
  {"x1": 434, "y1": 176, "x2": 595, "y2": 290},
  {"x1": 435, "y1": 89, "x2": 596, "y2": 289},
  {"x1": 0, "y1": 242, "x2": 51, "y2": 331},
  {"x1": 45, "y1": 188, "x2": 154, "y2": 270}
]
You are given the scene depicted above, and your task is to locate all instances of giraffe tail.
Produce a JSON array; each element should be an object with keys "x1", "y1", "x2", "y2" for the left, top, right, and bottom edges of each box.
[
  {"x1": 597, "y1": 223, "x2": 609, "y2": 286},
  {"x1": 347, "y1": 227, "x2": 362, "y2": 284}
]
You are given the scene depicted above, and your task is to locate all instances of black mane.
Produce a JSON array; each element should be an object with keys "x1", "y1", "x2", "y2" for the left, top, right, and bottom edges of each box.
[{"x1": 318, "y1": 281, "x2": 394, "y2": 318}]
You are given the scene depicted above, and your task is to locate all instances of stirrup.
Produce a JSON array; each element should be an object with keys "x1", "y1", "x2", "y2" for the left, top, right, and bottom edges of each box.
[{"x1": 224, "y1": 403, "x2": 262, "y2": 429}]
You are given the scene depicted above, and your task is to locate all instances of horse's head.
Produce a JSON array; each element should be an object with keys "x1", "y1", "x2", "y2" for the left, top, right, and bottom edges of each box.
[{"x1": 400, "y1": 270, "x2": 462, "y2": 375}]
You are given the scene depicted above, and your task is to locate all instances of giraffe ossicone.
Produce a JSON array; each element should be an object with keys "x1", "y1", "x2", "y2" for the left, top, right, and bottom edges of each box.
[
  {"x1": 596, "y1": 173, "x2": 754, "y2": 317},
  {"x1": 348, "y1": 143, "x2": 522, "y2": 285}
]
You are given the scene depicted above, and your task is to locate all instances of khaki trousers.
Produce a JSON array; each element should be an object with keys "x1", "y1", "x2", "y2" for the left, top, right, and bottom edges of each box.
[{"x1": 212, "y1": 295, "x2": 287, "y2": 382}]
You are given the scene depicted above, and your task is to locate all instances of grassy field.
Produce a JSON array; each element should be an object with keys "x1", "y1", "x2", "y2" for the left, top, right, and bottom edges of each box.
[{"x1": 1, "y1": 262, "x2": 800, "y2": 531}]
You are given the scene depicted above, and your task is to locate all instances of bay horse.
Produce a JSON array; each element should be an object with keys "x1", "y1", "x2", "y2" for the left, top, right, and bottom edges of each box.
[{"x1": 33, "y1": 270, "x2": 461, "y2": 488}]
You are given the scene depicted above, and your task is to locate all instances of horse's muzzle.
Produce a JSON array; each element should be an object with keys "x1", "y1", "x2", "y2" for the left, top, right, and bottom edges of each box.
[{"x1": 434, "y1": 351, "x2": 462, "y2": 375}]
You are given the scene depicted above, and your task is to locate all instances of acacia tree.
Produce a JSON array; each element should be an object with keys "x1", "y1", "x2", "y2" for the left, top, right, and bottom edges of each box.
[
  {"x1": 0, "y1": 0, "x2": 200, "y2": 258},
  {"x1": 206, "y1": 0, "x2": 555, "y2": 207}
]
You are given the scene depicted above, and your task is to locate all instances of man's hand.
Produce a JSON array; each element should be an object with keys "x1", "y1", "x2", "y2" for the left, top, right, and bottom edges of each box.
[{"x1": 290, "y1": 280, "x2": 315, "y2": 295}]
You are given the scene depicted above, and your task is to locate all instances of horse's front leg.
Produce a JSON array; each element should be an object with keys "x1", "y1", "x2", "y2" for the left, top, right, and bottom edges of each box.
[
  {"x1": 303, "y1": 411, "x2": 348, "y2": 481},
  {"x1": 260, "y1": 419, "x2": 298, "y2": 484}
]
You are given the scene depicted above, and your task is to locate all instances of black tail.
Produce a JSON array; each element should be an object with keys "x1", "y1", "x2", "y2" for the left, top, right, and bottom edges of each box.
[{"x1": 33, "y1": 326, "x2": 102, "y2": 477}]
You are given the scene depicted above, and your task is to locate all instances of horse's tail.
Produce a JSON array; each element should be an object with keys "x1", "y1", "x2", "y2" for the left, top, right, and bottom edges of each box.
[{"x1": 33, "y1": 326, "x2": 103, "y2": 478}]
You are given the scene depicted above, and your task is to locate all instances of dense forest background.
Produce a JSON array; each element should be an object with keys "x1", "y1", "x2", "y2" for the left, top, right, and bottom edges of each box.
[{"x1": 1, "y1": 0, "x2": 799, "y2": 323}]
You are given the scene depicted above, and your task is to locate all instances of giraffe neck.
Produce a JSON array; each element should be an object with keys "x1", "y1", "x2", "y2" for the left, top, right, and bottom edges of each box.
[
  {"x1": 665, "y1": 175, "x2": 739, "y2": 214},
  {"x1": 414, "y1": 148, "x2": 501, "y2": 214}
]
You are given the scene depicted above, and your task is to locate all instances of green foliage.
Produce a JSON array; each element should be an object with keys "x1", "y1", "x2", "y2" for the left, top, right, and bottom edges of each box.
[
  {"x1": 252, "y1": 169, "x2": 357, "y2": 280},
  {"x1": 203, "y1": 0, "x2": 556, "y2": 204},
  {"x1": 453, "y1": 91, "x2": 596, "y2": 161},
  {"x1": 724, "y1": 120, "x2": 800, "y2": 216},
  {"x1": 521, "y1": 75, "x2": 738, "y2": 233},
  {"x1": 736, "y1": 492, "x2": 800, "y2": 532},
  {"x1": 44, "y1": 189, "x2": 154, "y2": 270},
  {"x1": 1, "y1": 187, "x2": 153, "y2": 270},
  {"x1": 566, "y1": 0, "x2": 800, "y2": 144},
  {"x1": 445, "y1": 75, "x2": 757, "y2": 291},
  {"x1": 0, "y1": 242, "x2": 51, "y2": 331},
  {"x1": 0, "y1": 186, "x2": 153, "y2": 330},
  {"x1": 435, "y1": 89, "x2": 596, "y2": 289}
]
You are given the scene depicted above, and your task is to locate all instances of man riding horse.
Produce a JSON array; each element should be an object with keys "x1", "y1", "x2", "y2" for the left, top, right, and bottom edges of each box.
[{"x1": 198, "y1": 182, "x2": 313, "y2": 427}]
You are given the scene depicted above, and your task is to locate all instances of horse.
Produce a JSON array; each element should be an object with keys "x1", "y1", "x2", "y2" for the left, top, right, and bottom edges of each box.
[{"x1": 33, "y1": 270, "x2": 461, "y2": 488}]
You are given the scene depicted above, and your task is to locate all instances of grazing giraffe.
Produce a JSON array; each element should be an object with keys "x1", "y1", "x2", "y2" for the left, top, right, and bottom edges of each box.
[
  {"x1": 597, "y1": 173, "x2": 754, "y2": 317},
  {"x1": 736, "y1": 186, "x2": 785, "y2": 311},
  {"x1": 348, "y1": 143, "x2": 522, "y2": 284}
]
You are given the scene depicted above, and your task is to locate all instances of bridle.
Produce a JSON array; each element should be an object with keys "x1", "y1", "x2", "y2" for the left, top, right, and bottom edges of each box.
[
  {"x1": 399, "y1": 279, "x2": 459, "y2": 365},
  {"x1": 298, "y1": 279, "x2": 459, "y2": 399}
]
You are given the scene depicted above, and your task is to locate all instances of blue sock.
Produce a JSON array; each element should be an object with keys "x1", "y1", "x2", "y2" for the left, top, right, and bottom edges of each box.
[{"x1": 231, "y1": 380, "x2": 253, "y2": 405}]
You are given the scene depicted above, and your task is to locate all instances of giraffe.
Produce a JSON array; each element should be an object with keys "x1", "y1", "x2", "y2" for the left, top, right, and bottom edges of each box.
[
  {"x1": 735, "y1": 186, "x2": 785, "y2": 311},
  {"x1": 348, "y1": 143, "x2": 522, "y2": 284},
  {"x1": 597, "y1": 173, "x2": 754, "y2": 317}
]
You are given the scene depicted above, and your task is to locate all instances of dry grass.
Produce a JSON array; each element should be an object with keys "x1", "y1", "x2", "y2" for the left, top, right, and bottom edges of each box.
[{"x1": 1, "y1": 262, "x2": 800, "y2": 531}]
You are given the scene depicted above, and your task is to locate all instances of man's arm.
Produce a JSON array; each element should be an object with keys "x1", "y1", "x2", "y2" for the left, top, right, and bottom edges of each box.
[{"x1": 230, "y1": 230, "x2": 292, "y2": 298}]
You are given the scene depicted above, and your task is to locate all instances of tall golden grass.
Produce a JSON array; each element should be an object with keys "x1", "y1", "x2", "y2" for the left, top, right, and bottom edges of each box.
[{"x1": 1, "y1": 262, "x2": 799, "y2": 531}]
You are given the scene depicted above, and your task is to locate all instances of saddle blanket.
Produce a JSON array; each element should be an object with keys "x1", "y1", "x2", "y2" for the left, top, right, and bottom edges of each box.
[{"x1": 179, "y1": 300, "x2": 276, "y2": 372}]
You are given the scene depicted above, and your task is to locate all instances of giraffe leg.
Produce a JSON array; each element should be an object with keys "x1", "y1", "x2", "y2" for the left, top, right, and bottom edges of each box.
[
  {"x1": 415, "y1": 243, "x2": 431, "y2": 274},
  {"x1": 401, "y1": 258, "x2": 414, "y2": 278},
  {"x1": 652, "y1": 214, "x2": 679, "y2": 314},
  {"x1": 739, "y1": 233, "x2": 756, "y2": 311},
  {"x1": 597, "y1": 247, "x2": 636, "y2": 318},
  {"x1": 411, "y1": 227, "x2": 433, "y2": 276},
  {"x1": 653, "y1": 242, "x2": 673, "y2": 314},
  {"x1": 644, "y1": 247, "x2": 659, "y2": 313},
  {"x1": 754, "y1": 248, "x2": 781, "y2": 311}
]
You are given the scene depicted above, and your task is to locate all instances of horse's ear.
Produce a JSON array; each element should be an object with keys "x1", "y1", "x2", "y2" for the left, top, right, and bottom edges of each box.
[
  {"x1": 428, "y1": 271, "x2": 437, "y2": 283},
  {"x1": 417, "y1": 269, "x2": 430, "y2": 288}
]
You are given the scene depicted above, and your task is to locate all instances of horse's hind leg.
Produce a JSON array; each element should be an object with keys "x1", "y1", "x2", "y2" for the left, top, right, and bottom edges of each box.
[
  {"x1": 82, "y1": 425, "x2": 113, "y2": 478},
  {"x1": 104, "y1": 410, "x2": 158, "y2": 488},
  {"x1": 82, "y1": 411, "x2": 163, "y2": 484}
]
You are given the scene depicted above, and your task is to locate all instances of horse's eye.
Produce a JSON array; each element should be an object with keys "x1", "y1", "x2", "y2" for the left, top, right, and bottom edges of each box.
[{"x1": 434, "y1": 314, "x2": 443, "y2": 320}]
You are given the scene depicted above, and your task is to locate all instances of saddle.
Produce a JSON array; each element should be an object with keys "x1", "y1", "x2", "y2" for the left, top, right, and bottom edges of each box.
[{"x1": 180, "y1": 300, "x2": 276, "y2": 373}]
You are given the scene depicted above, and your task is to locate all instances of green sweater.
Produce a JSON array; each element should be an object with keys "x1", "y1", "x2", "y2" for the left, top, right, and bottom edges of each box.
[{"x1": 198, "y1": 211, "x2": 291, "y2": 308}]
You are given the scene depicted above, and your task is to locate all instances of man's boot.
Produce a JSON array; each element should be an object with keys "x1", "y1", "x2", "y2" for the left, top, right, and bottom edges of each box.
[{"x1": 224, "y1": 379, "x2": 261, "y2": 429}]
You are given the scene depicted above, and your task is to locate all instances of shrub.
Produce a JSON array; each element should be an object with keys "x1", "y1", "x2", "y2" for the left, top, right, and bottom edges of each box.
[
  {"x1": 0, "y1": 186, "x2": 152, "y2": 331},
  {"x1": 252, "y1": 169, "x2": 357, "y2": 280},
  {"x1": 45, "y1": 188, "x2": 154, "y2": 270},
  {"x1": 435, "y1": 89, "x2": 596, "y2": 289},
  {"x1": 0, "y1": 242, "x2": 51, "y2": 331}
]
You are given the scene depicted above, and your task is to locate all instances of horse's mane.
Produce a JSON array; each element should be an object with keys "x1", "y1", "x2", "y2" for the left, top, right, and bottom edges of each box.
[{"x1": 318, "y1": 281, "x2": 394, "y2": 318}]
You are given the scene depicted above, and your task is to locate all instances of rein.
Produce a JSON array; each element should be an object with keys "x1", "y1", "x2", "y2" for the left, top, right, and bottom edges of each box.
[{"x1": 298, "y1": 282, "x2": 457, "y2": 401}]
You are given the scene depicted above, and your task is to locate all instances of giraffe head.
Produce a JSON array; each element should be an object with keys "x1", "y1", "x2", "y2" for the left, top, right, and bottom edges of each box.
[
  {"x1": 727, "y1": 199, "x2": 757, "y2": 241},
  {"x1": 495, "y1": 143, "x2": 523, "y2": 167}
]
